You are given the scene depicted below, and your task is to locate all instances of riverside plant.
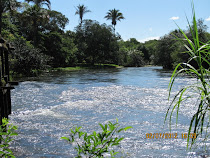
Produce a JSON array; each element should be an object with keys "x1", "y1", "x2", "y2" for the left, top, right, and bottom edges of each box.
[
  {"x1": 165, "y1": 5, "x2": 210, "y2": 149},
  {"x1": 61, "y1": 119, "x2": 132, "y2": 158},
  {"x1": 0, "y1": 118, "x2": 18, "y2": 158}
]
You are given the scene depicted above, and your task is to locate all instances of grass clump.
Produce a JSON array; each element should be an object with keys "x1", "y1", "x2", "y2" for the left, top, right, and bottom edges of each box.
[
  {"x1": 165, "y1": 4, "x2": 210, "y2": 149},
  {"x1": 52, "y1": 66, "x2": 83, "y2": 72}
]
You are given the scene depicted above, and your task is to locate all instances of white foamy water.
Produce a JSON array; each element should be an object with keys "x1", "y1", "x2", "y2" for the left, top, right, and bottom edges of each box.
[{"x1": 10, "y1": 67, "x2": 209, "y2": 157}]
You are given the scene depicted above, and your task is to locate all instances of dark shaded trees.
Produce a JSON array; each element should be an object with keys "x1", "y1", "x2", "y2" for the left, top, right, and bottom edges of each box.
[
  {"x1": 20, "y1": 5, "x2": 47, "y2": 46},
  {"x1": 44, "y1": 10, "x2": 69, "y2": 33},
  {"x1": 0, "y1": 0, "x2": 20, "y2": 34},
  {"x1": 75, "y1": 20, "x2": 119, "y2": 65},
  {"x1": 11, "y1": 37, "x2": 50, "y2": 75},
  {"x1": 25, "y1": 0, "x2": 51, "y2": 9},
  {"x1": 22, "y1": 0, "x2": 50, "y2": 46},
  {"x1": 155, "y1": 34, "x2": 175, "y2": 69},
  {"x1": 118, "y1": 38, "x2": 145, "y2": 67},
  {"x1": 43, "y1": 31, "x2": 78, "y2": 67},
  {"x1": 188, "y1": 18, "x2": 208, "y2": 43}
]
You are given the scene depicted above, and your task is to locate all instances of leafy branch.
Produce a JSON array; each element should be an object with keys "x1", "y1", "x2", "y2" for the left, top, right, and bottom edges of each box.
[
  {"x1": 0, "y1": 118, "x2": 18, "y2": 158},
  {"x1": 61, "y1": 119, "x2": 132, "y2": 158}
]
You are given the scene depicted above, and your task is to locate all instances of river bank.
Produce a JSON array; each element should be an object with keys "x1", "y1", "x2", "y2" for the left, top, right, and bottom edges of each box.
[{"x1": 50, "y1": 64, "x2": 123, "y2": 72}]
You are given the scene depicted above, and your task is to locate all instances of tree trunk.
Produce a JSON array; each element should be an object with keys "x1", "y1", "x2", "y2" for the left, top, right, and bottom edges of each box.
[
  {"x1": 33, "y1": 18, "x2": 38, "y2": 47},
  {"x1": 0, "y1": 0, "x2": 3, "y2": 35},
  {"x1": 91, "y1": 55, "x2": 95, "y2": 65}
]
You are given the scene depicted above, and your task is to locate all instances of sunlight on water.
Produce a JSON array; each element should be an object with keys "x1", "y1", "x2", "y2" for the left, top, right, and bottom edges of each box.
[{"x1": 10, "y1": 67, "x2": 209, "y2": 157}]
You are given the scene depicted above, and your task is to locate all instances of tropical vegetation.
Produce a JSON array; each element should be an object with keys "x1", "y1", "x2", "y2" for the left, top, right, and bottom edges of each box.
[
  {"x1": 104, "y1": 8, "x2": 125, "y2": 33},
  {"x1": 1, "y1": 0, "x2": 210, "y2": 76},
  {"x1": 0, "y1": 118, "x2": 18, "y2": 158},
  {"x1": 75, "y1": 4, "x2": 91, "y2": 26},
  {"x1": 0, "y1": 0, "x2": 209, "y2": 156},
  {"x1": 165, "y1": 7, "x2": 210, "y2": 149},
  {"x1": 61, "y1": 119, "x2": 132, "y2": 157}
]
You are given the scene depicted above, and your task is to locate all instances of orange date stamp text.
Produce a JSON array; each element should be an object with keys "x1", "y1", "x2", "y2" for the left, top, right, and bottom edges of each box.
[{"x1": 146, "y1": 133, "x2": 196, "y2": 139}]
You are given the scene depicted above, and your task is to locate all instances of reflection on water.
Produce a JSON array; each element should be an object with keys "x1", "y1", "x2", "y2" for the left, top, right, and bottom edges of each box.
[{"x1": 10, "y1": 67, "x2": 209, "y2": 157}]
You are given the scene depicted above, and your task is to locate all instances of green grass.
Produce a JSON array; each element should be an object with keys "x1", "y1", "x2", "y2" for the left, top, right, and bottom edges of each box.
[
  {"x1": 92, "y1": 64, "x2": 123, "y2": 68},
  {"x1": 165, "y1": 4, "x2": 210, "y2": 149},
  {"x1": 51, "y1": 64, "x2": 123, "y2": 72},
  {"x1": 51, "y1": 66, "x2": 83, "y2": 71}
]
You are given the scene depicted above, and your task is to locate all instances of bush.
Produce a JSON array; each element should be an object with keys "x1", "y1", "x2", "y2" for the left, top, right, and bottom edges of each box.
[
  {"x1": 0, "y1": 118, "x2": 18, "y2": 158},
  {"x1": 61, "y1": 119, "x2": 132, "y2": 158},
  {"x1": 11, "y1": 37, "x2": 50, "y2": 76}
]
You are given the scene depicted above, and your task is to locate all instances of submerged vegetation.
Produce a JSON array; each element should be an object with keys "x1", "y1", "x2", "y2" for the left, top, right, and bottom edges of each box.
[{"x1": 165, "y1": 6, "x2": 210, "y2": 149}]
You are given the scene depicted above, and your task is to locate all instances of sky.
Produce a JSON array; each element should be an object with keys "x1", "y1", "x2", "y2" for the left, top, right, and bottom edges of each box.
[{"x1": 23, "y1": 0, "x2": 210, "y2": 43}]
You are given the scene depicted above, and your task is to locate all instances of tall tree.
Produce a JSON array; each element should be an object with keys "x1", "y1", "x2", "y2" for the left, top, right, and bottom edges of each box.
[
  {"x1": 75, "y1": 4, "x2": 91, "y2": 26},
  {"x1": 25, "y1": 0, "x2": 51, "y2": 9},
  {"x1": 104, "y1": 8, "x2": 125, "y2": 33},
  {"x1": 43, "y1": 10, "x2": 69, "y2": 33},
  {"x1": 0, "y1": 0, "x2": 20, "y2": 35},
  {"x1": 20, "y1": 6, "x2": 45, "y2": 46},
  {"x1": 24, "y1": 0, "x2": 51, "y2": 46},
  {"x1": 75, "y1": 20, "x2": 119, "y2": 65}
]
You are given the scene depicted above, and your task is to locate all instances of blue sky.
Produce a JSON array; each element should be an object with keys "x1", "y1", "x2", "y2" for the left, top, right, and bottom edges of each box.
[{"x1": 25, "y1": 0, "x2": 210, "y2": 42}]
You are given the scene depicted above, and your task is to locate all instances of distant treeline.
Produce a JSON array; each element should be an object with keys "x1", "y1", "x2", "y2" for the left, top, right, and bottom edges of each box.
[{"x1": 1, "y1": 1, "x2": 210, "y2": 75}]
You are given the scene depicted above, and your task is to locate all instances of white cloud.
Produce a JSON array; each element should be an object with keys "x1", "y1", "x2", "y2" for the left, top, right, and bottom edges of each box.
[
  {"x1": 205, "y1": 17, "x2": 210, "y2": 21},
  {"x1": 138, "y1": 36, "x2": 160, "y2": 43},
  {"x1": 170, "y1": 16, "x2": 179, "y2": 20}
]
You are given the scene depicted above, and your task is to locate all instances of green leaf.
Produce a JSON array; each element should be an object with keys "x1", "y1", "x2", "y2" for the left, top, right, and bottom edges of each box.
[
  {"x1": 117, "y1": 128, "x2": 124, "y2": 133},
  {"x1": 99, "y1": 123, "x2": 105, "y2": 131},
  {"x1": 10, "y1": 133, "x2": 18, "y2": 136},
  {"x1": 4, "y1": 148, "x2": 12, "y2": 153},
  {"x1": 70, "y1": 129, "x2": 75, "y2": 134},
  {"x1": 93, "y1": 131, "x2": 96, "y2": 136},
  {"x1": 124, "y1": 126, "x2": 132, "y2": 131},
  {"x1": 79, "y1": 132, "x2": 84, "y2": 138},
  {"x1": 117, "y1": 137, "x2": 124, "y2": 143},
  {"x1": 61, "y1": 137, "x2": 70, "y2": 141},
  {"x1": 111, "y1": 143, "x2": 119, "y2": 146}
]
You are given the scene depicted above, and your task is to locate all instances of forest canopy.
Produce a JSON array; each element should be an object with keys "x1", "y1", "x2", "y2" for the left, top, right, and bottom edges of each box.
[{"x1": 1, "y1": 0, "x2": 210, "y2": 76}]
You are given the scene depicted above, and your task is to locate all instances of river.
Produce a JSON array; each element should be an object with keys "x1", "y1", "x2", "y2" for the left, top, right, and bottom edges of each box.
[{"x1": 10, "y1": 66, "x2": 209, "y2": 157}]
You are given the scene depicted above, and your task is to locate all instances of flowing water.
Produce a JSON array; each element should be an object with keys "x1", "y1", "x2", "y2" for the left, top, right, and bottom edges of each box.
[{"x1": 10, "y1": 67, "x2": 209, "y2": 157}]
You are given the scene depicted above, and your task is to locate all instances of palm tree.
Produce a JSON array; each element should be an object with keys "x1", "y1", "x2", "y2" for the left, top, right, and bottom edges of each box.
[
  {"x1": 75, "y1": 4, "x2": 91, "y2": 26},
  {"x1": 25, "y1": 0, "x2": 51, "y2": 9},
  {"x1": 104, "y1": 8, "x2": 125, "y2": 33},
  {"x1": 24, "y1": 0, "x2": 50, "y2": 46}
]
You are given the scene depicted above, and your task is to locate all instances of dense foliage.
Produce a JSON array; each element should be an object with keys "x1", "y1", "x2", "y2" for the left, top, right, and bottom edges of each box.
[
  {"x1": 0, "y1": 118, "x2": 18, "y2": 158},
  {"x1": 75, "y1": 20, "x2": 119, "y2": 65},
  {"x1": 0, "y1": 0, "x2": 209, "y2": 76}
]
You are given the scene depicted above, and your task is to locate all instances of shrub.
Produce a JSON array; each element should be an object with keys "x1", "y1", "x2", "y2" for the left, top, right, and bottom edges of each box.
[
  {"x1": 61, "y1": 119, "x2": 132, "y2": 158},
  {"x1": 0, "y1": 118, "x2": 18, "y2": 158},
  {"x1": 11, "y1": 37, "x2": 50, "y2": 76}
]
